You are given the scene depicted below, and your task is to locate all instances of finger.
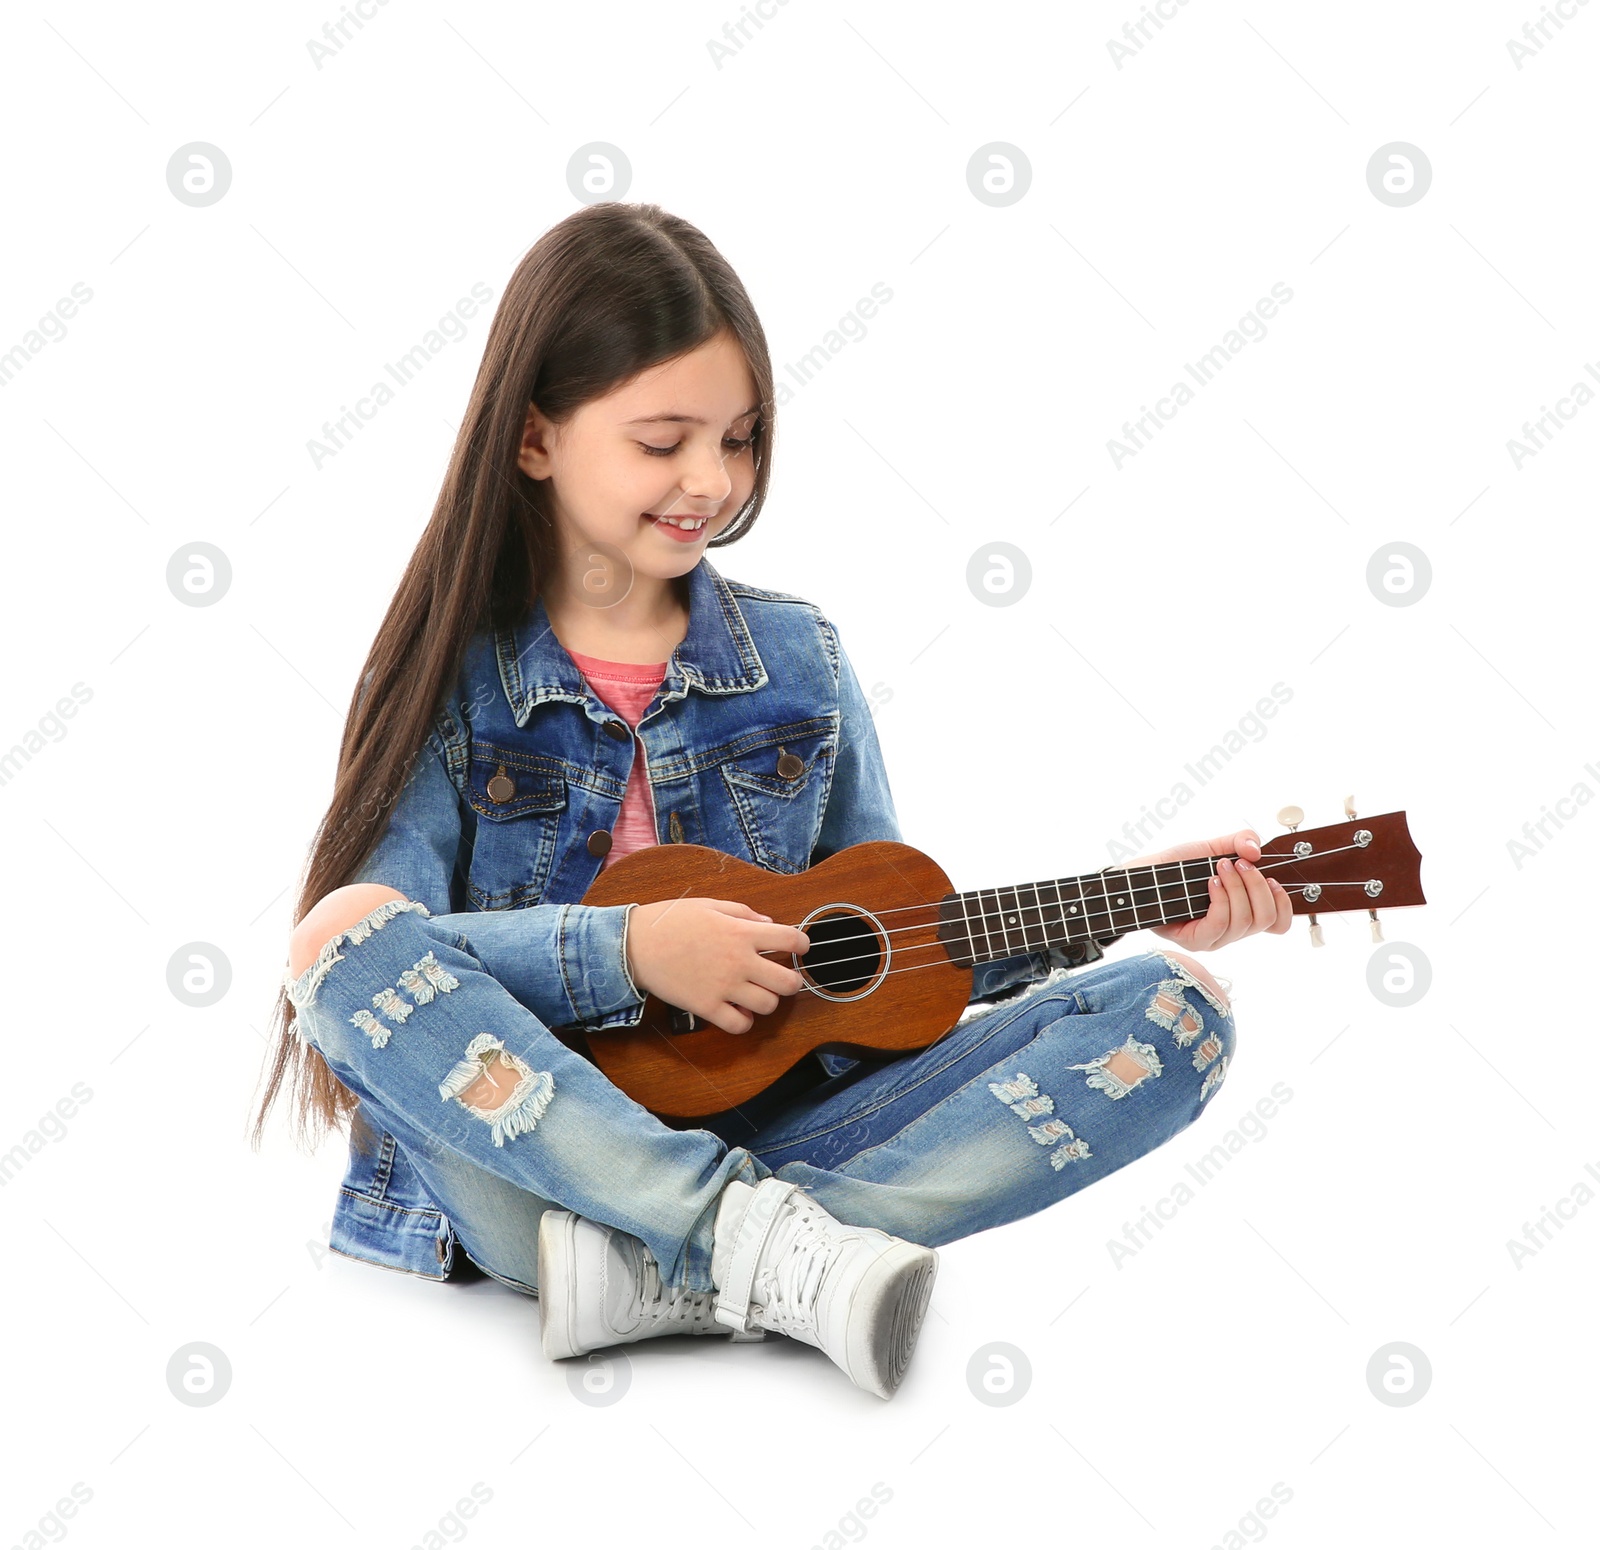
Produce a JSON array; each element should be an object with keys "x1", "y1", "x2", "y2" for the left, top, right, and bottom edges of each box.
[
  {"x1": 1153, "y1": 921, "x2": 1203, "y2": 953},
  {"x1": 1268, "y1": 876, "x2": 1295, "y2": 933},
  {"x1": 1229, "y1": 856, "x2": 1273, "y2": 939},
  {"x1": 748, "y1": 953, "x2": 808, "y2": 998},
  {"x1": 712, "y1": 898, "x2": 769, "y2": 920},
  {"x1": 1215, "y1": 857, "x2": 1252, "y2": 944},
  {"x1": 1198, "y1": 867, "x2": 1232, "y2": 948},
  {"x1": 750, "y1": 923, "x2": 811, "y2": 970},
  {"x1": 1232, "y1": 856, "x2": 1277, "y2": 933},
  {"x1": 712, "y1": 1001, "x2": 755, "y2": 1036},
  {"x1": 732, "y1": 983, "x2": 781, "y2": 1018},
  {"x1": 1234, "y1": 828, "x2": 1262, "y2": 865}
]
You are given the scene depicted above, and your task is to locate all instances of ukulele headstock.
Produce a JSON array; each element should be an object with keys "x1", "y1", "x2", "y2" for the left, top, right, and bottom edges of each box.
[{"x1": 1260, "y1": 798, "x2": 1424, "y2": 945}]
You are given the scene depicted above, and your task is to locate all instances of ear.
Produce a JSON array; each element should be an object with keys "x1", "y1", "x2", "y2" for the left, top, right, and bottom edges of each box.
[{"x1": 517, "y1": 402, "x2": 558, "y2": 480}]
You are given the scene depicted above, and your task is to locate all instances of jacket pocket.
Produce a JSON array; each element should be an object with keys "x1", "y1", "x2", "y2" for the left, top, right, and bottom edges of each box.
[
  {"x1": 464, "y1": 743, "x2": 568, "y2": 909},
  {"x1": 718, "y1": 722, "x2": 835, "y2": 874}
]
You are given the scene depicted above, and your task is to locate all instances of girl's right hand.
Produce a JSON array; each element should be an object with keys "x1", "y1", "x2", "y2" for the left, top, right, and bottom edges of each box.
[{"x1": 624, "y1": 897, "x2": 812, "y2": 1036}]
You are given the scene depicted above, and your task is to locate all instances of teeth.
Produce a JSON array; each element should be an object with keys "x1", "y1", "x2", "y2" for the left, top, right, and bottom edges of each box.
[{"x1": 652, "y1": 514, "x2": 707, "y2": 529}]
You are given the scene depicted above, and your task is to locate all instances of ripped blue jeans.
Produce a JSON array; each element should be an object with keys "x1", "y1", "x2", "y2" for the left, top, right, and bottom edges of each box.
[{"x1": 284, "y1": 899, "x2": 1237, "y2": 1296}]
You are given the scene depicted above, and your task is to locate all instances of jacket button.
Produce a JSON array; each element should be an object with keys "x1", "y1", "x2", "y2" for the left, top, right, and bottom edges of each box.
[
  {"x1": 587, "y1": 830, "x2": 613, "y2": 857},
  {"x1": 777, "y1": 749, "x2": 804, "y2": 780},
  {"x1": 487, "y1": 771, "x2": 516, "y2": 803},
  {"x1": 603, "y1": 721, "x2": 631, "y2": 741}
]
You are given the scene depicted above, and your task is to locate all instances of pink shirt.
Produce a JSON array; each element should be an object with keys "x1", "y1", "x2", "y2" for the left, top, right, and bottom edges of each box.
[{"x1": 568, "y1": 649, "x2": 667, "y2": 871}]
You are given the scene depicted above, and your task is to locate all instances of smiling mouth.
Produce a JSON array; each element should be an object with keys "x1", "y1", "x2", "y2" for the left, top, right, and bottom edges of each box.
[{"x1": 644, "y1": 512, "x2": 711, "y2": 530}]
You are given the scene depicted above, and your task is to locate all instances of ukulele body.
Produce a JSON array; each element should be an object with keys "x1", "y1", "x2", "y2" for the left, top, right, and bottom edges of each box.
[{"x1": 572, "y1": 841, "x2": 971, "y2": 1119}]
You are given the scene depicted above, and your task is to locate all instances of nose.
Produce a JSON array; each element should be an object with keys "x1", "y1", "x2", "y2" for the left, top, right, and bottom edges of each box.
[{"x1": 676, "y1": 434, "x2": 735, "y2": 511}]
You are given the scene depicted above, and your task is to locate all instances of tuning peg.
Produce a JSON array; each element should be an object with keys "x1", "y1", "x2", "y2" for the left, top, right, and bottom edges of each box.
[
  {"x1": 1308, "y1": 913, "x2": 1324, "y2": 948},
  {"x1": 1369, "y1": 909, "x2": 1383, "y2": 943},
  {"x1": 1344, "y1": 794, "x2": 1358, "y2": 819},
  {"x1": 1277, "y1": 805, "x2": 1304, "y2": 832}
]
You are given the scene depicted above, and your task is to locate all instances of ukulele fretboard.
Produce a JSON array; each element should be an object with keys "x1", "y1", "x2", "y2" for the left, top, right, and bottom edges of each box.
[{"x1": 934, "y1": 857, "x2": 1226, "y2": 968}]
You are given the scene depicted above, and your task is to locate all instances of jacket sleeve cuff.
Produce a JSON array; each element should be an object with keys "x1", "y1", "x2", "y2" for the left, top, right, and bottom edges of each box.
[
  {"x1": 558, "y1": 902, "x2": 645, "y2": 1024},
  {"x1": 428, "y1": 903, "x2": 644, "y2": 1030}
]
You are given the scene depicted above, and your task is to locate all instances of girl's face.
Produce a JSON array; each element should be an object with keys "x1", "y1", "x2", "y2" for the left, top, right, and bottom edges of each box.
[{"x1": 518, "y1": 329, "x2": 760, "y2": 594}]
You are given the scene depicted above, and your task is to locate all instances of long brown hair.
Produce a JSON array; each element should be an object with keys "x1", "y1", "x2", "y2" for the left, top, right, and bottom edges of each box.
[{"x1": 249, "y1": 202, "x2": 777, "y2": 1152}]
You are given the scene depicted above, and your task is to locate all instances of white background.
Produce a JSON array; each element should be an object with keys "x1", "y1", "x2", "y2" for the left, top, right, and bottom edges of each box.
[{"x1": 2, "y1": 2, "x2": 1595, "y2": 1546}]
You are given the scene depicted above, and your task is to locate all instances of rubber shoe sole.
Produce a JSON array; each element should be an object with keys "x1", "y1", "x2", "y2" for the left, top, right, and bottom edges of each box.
[
  {"x1": 838, "y1": 1239, "x2": 940, "y2": 1399},
  {"x1": 536, "y1": 1209, "x2": 582, "y2": 1361}
]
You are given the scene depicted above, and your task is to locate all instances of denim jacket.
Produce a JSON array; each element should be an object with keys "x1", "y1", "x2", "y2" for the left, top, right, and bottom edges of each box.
[{"x1": 322, "y1": 556, "x2": 1112, "y2": 1280}]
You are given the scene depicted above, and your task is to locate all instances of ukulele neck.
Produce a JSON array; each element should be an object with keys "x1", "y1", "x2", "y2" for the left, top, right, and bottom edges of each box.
[{"x1": 935, "y1": 857, "x2": 1229, "y2": 968}]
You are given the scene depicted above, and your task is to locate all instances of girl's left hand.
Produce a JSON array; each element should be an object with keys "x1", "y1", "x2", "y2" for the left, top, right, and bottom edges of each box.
[{"x1": 1116, "y1": 828, "x2": 1294, "y2": 951}]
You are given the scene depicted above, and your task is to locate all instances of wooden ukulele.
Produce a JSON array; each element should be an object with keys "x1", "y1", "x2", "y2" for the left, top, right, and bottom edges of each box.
[{"x1": 567, "y1": 801, "x2": 1425, "y2": 1119}]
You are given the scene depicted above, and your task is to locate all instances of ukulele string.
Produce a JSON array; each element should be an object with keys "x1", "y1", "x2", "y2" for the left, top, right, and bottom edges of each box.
[
  {"x1": 748, "y1": 840, "x2": 1366, "y2": 948},
  {"x1": 748, "y1": 841, "x2": 1368, "y2": 937},
  {"x1": 760, "y1": 877, "x2": 1375, "y2": 992},
  {"x1": 749, "y1": 870, "x2": 1374, "y2": 982}
]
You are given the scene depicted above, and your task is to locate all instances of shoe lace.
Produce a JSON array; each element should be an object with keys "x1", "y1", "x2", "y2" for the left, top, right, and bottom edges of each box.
[
  {"x1": 750, "y1": 1194, "x2": 847, "y2": 1337},
  {"x1": 634, "y1": 1246, "x2": 716, "y2": 1329}
]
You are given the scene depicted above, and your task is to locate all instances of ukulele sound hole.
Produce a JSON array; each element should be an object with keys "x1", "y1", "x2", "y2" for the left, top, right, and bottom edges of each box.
[{"x1": 798, "y1": 908, "x2": 884, "y2": 998}]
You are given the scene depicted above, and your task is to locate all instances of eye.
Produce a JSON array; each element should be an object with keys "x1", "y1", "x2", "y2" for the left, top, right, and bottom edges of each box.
[{"x1": 638, "y1": 434, "x2": 757, "y2": 458}]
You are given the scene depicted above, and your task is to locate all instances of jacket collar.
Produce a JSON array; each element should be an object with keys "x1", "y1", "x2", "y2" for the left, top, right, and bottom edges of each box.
[{"x1": 495, "y1": 555, "x2": 769, "y2": 727}]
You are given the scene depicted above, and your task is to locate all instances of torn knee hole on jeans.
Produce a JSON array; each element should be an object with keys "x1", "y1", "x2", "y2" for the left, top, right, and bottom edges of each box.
[
  {"x1": 1145, "y1": 981, "x2": 1205, "y2": 1047},
  {"x1": 1155, "y1": 952, "x2": 1232, "y2": 1018},
  {"x1": 987, "y1": 1072, "x2": 1093, "y2": 1168},
  {"x1": 281, "y1": 897, "x2": 433, "y2": 1012},
  {"x1": 1069, "y1": 1036, "x2": 1163, "y2": 1099},
  {"x1": 372, "y1": 986, "x2": 413, "y2": 1025},
  {"x1": 439, "y1": 1034, "x2": 556, "y2": 1148},
  {"x1": 399, "y1": 950, "x2": 461, "y2": 1004},
  {"x1": 348, "y1": 950, "x2": 464, "y2": 1051},
  {"x1": 1026, "y1": 1117, "x2": 1092, "y2": 1168}
]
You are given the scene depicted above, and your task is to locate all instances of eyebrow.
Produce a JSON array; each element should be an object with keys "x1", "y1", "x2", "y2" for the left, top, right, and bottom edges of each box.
[{"x1": 624, "y1": 400, "x2": 762, "y2": 427}]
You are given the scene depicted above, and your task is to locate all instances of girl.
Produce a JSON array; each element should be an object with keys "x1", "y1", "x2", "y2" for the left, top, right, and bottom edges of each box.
[{"x1": 257, "y1": 202, "x2": 1291, "y2": 1401}]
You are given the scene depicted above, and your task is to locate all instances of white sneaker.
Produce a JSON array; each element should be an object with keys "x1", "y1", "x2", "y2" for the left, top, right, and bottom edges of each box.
[
  {"x1": 537, "y1": 1209, "x2": 767, "y2": 1361},
  {"x1": 710, "y1": 1178, "x2": 938, "y2": 1400}
]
